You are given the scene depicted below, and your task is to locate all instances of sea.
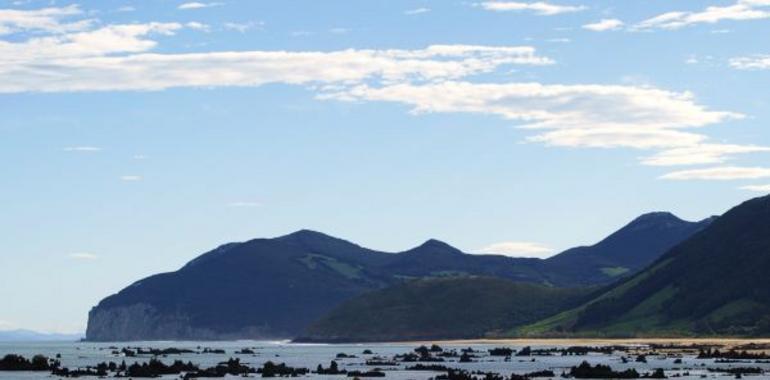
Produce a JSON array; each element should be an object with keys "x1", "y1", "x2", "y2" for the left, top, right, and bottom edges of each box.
[{"x1": 0, "y1": 340, "x2": 767, "y2": 379}]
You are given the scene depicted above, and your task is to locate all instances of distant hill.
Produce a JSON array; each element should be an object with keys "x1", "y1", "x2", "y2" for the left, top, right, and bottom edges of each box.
[
  {"x1": 519, "y1": 195, "x2": 770, "y2": 337},
  {"x1": 86, "y1": 212, "x2": 710, "y2": 341},
  {"x1": 543, "y1": 212, "x2": 715, "y2": 285},
  {"x1": 0, "y1": 330, "x2": 82, "y2": 342},
  {"x1": 298, "y1": 277, "x2": 591, "y2": 342}
]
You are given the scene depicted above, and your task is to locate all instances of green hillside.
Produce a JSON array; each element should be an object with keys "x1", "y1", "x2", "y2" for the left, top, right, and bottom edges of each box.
[
  {"x1": 299, "y1": 276, "x2": 591, "y2": 342},
  {"x1": 517, "y1": 194, "x2": 770, "y2": 338}
]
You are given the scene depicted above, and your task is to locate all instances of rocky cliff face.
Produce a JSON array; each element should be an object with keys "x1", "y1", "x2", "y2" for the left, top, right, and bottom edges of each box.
[{"x1": 86, "y1": 303, "x2": 279, "y2": 341}]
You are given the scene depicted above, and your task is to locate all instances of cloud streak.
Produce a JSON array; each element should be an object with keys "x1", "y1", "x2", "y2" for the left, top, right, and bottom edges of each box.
[
  {"x1": 479, "y1": 1, "x2": 587, "y2": 15},
  {"x1": 635, "y1": 0, "x2": 770, "y2": 30},
  {"x1": 477, "y1": 241, "x2": 554, "y2": 258},
  {"x1": 661, "y1": 166, "x2": 770, "y2": 180},
  {"x1": 2, "y1": 5, "x2": 765, "y2": 181},
  {"x1": 583, "y1": 18, "x2": 624, "y2": 31}
]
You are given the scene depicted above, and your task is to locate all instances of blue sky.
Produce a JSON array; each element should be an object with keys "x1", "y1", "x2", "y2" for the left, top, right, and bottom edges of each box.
[{"x1": 1, "y1": 0, "x2": 770, "y2": 333}]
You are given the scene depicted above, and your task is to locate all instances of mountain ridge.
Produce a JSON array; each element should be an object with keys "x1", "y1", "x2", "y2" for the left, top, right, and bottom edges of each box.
[
  {"x1": 86, "y1": 210, "x2": 712, "y2": 341},
  {"x1": 518, "y1": 195, "x2": 770, "y2": 337}
]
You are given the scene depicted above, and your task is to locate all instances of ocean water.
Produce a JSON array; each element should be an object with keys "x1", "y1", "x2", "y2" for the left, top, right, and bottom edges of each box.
[{"x1": 0, "y1": 340, "x2": 767, "y2": 379}]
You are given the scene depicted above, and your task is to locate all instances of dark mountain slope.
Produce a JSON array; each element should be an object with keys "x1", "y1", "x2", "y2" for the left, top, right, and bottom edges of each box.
[
  {"x1": 520, "y1": 195, "x2": 770, "y2": 337},
  {"x1": 86, "y1": 210, "x2": 714, "y2": 341},
  {"x1": 299, "y1": 277, "x2": 592, "y2": 342},
  {"x1": 381, "y1": 239, "x2": 548, "y2": 283},
  {"x1": 87, "y1": 235, "x2": 390, "y2": 341},
  {"x1": 543, "y1": 212, "x2": 714, "y2": 285}
]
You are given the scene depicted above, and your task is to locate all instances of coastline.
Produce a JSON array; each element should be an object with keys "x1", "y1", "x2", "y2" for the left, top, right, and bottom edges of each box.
[{"x1": 378, "y1": 337, "x2": 770, "y2": 347}]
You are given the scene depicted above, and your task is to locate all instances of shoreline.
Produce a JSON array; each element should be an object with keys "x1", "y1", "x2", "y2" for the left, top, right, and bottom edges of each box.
[{"x1": 376, "y1": 337, "x2": 770, "y2": 347}]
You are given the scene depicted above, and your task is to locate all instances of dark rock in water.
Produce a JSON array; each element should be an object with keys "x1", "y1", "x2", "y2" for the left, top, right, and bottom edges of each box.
[
  {"x1": 0, "y1": 354, "x2": 58, "y2": 371},
  {"x1": 316, "y1": 360, "x2": 346, "y2": 375},
  {"x1": 347, "y1": 370, "x2": 386, "y2": 377},
  {"x1": 257, "y1": 361, "x2": 309, "y2": 377},
  {"x1": 569, "y1": 361, "x2": 640, "y2": 378},
  {"x1": 489, "y1": 347, "x2": 514, "y2": 356}
]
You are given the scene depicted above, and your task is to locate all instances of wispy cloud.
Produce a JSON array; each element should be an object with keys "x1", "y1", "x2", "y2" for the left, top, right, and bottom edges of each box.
[
  {"x1": 405, "y1": 8, "x2": 430, "y2": 15},
  {"x1": 186, "y1": 22, "x2": 210, "y2": 32},
  {"x1": 740, "y1": 184, "x2": 770, "y2": 192},
  {"x1": 3, "y1": 5, "x2": 765, "y2": 181},
  {"x1": 476, "y1": 241, "x2": 554, "y2": 258},
  {"x1": 0, "y1": 42, "x2": 552, "y2": 92},
  {"x1": 69, "y1": 252, "x2": 99, "y2": 260},
  {"x1": 641, "y1": 144, "x2": 770, "y2": 166},
  {"x1": 479, "y1": 1, "x2": 587, "y2": 16},
  {"x1": 120, "y1": 175, "x2": 142, "y2": 181},
  {"x1": 661, "y1": 166, "x2": 770, "y2": 181},
  {"x1": 224, "y1": 21, "x2": 262, "y2": 33},
  {"x1": 583, "y1": 18, "x2": 624, "y2": 31},
  {"x1": 178, "y1": 2, "x2": 224, "y2": 10},
  {"x1": 0, "y1": 5, "x2": 91, "y2": 35},
  {"x1": 64, "y1": 146, "x2": 102, "y2": 152},
  {"x1": 329, "y1": 27, "x2": 351, "y2": 34},
  {"x1": 729, "y1": 55, "x2": 770, "y2": 70},
  {"x1": 635, "y1": 0, "x2": 770, "y2": 30}
]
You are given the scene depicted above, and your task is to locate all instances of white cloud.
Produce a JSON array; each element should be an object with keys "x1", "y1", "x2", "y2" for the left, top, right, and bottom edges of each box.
[
  {"x1": 223, "y1": 21, "x2": 262, "y2": 33},
  {"x1": 0, "y1": 22, "x2": 182, "y2": 63},
  {"x1": 476, "y1": 241, "x2": 554, "y2": 258},
  {"x1": 0, "y1": 5, "x2": 91, "y2": 35},
  {"x1": 178, "y1": 2, "x2": 224, "y2": 10},
  {"x1": 479, "y1": 1, "x2": 587, "y2": 15},
  {"x1": 321, "y1": 82, "x2": 768, "y2": 169},
  {"x1": 661, "y1": 166, "x2": 770, "y2": 180},
  {"x1": 405, "y1": 7, "x2": 431, "y2": 15},
  {"x1": 186, "y1": 21, "x2": 210, "y2": 32},
  {"x1": 641, "y1": 144, "x2": 770, "y2": 166},
  {"x1": 729, "y1": 55, "x2": 770, "y2": 70},
  {"x1": 120, "y1": 175, "x2": 142, "y2": 181},
  {"x1": 227, "y1": 201, "x2": 261, "y2": 207},
  {"x1": 0, "y1": 42, "x2": 551, "y2": 92},
  {"x1": 2, "y1": 6, "x2": 763, "y2": 179},
  {"x1": 69, "y1": 252, "x2": 99, "y2": 260},
  {"x1": 64, "y1": 146, "x2": 102, "y2": 152},
  {"x1": 323, "y1": 81, "x2": 741, "y2": 148},
  {"x1": 635, "y1": 0, "x2": 770, "y2": 30},
  {"x1": 740, "y1": 184, "x2": 770, "y2": 192},
  {"x1": 0, "y1": 320, "x2": 13, "y2": 330},
  {"x1": 329, "y1": 27, "x2": 351, "y2": 34},
  {"x1": 583, "y1": 18, "x2": 624, "y2": 31},
  {"x1": 116, "y1": 6, "x2": 136, "y2": 13}
]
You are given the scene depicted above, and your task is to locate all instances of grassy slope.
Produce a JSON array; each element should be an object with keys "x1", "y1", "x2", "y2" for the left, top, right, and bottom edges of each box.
[
  {"x1": 517, "y1": 195, "x2": 770, "y2": 338},
  {"x1": 300, "y1": 276, "x2": 592, "y2": 342}
]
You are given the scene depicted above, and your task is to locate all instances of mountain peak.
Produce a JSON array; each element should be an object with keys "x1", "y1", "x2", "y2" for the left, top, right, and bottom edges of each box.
[
  {"x1": 279, "y1": 229, "x2": 336, "y2": 241},
  {"x1": 630, "y1": 211, "x2": 683, "y2": 223},
  {"x1": 410, "y1": 239, "x2": 463, "y2": 254}
]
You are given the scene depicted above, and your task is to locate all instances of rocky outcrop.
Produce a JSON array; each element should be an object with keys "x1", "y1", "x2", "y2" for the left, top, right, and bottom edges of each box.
[{"x1": 86, "y1": 303, "x2": 279, "y2": 341}]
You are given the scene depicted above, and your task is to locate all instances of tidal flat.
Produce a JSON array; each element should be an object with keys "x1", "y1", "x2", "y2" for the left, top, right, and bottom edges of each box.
[{"x1": 4, "y1": 339, "x2": 770, "y2": 379}]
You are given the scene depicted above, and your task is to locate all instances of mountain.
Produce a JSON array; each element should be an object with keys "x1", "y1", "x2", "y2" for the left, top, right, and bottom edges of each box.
[
  {"x1": 86, "y1": 211, "x2": 709, "y2": 341},
  {"x1": 519, "y1": 195, "x2": 770, "y2": 337},
  {"x1": 0, "y1": 330, "x2": 83, "y2": 342},
  {"x1": 87, "y1": 231, "x2": 391, "y2": 341},
  {"x1": 543, "y1": 212, "x2": 715, "y2": 285},
  {"x1": 298, "y1": 277, "x2": 591, "y2": 342}
]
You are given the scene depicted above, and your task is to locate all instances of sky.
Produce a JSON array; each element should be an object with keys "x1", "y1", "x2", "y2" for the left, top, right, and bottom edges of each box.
[{"x1": 1, "y1": 0, "x2": 769, "y2": 333}]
